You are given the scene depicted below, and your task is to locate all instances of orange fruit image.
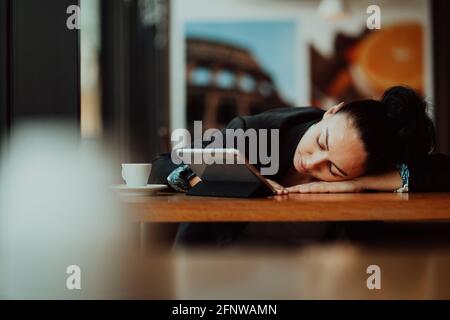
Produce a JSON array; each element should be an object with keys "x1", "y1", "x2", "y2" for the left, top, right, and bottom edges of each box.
[{"x1": 352, "y1": 22, "x2": 423, "y2": 98}]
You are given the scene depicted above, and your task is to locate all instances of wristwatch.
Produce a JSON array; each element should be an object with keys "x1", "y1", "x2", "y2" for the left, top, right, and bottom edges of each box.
[{"x1": 167, "y1": 164, "x2": 197, "y2": 192}]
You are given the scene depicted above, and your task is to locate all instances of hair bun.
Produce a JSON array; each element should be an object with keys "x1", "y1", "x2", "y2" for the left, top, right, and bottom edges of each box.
[{"x1": 380, "y1": 86, "x2": 435, "y2": 161}]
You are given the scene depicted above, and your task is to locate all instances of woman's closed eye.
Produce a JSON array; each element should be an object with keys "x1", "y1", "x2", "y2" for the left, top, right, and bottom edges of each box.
[
  {"x1": 316, "y1": 135, "x2": 333, "y2": 176},
  {"x1": 328, "y1": 163, "x2": 339, "y2": 177},
  {"x1": 317, "y1": 127, "x2": 329, "y2": 151},
  {"x1": 316, "y1": 130, "x2": 348, "y2": 178},
  {"x1": 316, "y1": 135, "x2": 326, "y2": 150}
]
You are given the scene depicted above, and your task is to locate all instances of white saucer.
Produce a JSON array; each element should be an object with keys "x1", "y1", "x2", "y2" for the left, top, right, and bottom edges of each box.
[{"x1": 111, "y1": 184, "x2": 168, "y2": 196}]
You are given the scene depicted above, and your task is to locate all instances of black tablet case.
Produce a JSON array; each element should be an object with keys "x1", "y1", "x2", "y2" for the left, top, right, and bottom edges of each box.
[
  {"x1": 186, "y1": 163, "x2": 274, "y2": 198},
  {"x1": 187, "y1": 180, "x2": 273, "y2": 198}
]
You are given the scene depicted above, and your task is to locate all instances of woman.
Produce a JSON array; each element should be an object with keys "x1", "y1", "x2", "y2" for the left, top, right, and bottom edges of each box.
[{"x1": 150, "y1": 86, "x2": 450, "y2": 246}]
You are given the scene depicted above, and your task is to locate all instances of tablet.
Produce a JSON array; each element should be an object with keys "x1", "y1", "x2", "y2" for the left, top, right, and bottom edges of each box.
[{"x1": 175, "y1": 148, "x2": 276, "y2": 198}]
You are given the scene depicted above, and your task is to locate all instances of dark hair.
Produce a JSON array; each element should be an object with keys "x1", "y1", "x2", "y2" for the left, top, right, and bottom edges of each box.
[{"x1": 338, "y1": 86, "x2": 436, "y2": 175}]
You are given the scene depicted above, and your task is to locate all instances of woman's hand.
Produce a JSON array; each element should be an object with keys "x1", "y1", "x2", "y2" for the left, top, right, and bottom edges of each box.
[
  {"x1": 266, "y1": 179, "x2": 289, "y2": 195},
  {"x1": 286, "y1": 180, "x2": 363, "y2": 193}
]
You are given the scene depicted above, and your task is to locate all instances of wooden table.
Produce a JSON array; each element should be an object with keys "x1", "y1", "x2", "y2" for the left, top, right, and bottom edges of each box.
[
  {"x1": 119, "y1": 194, "x2": 450, "y2": 298},
  {"x1": 123, "y1": 192, "x2": 450, "y2": 223}
]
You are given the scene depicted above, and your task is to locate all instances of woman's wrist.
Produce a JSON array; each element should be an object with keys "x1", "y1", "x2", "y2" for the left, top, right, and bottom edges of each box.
[{"x1": 188, "y1": 176, "x2": 202, "y2": 187}]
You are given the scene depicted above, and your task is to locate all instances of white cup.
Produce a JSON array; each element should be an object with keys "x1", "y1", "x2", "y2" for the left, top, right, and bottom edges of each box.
[{"x1": 121, "y1": 163, "x2": 152, "y2": 187}]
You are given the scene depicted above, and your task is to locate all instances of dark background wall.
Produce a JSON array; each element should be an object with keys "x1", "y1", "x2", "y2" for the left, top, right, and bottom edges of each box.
[
  {"x1": 0, "y1": 0, "x2": 80, "y2": 141},
  {"x1": 0, "y1": 0, "x2": 11, "y2": 143},
  {"x1": 101, "y1": 0, "x2": 170, "y2": 163},
  {"x1": 432, "y1": 0, "x2": 450, "y2": 154}
]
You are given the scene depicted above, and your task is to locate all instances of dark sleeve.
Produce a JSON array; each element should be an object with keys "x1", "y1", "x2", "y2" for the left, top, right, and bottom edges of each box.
[
  {"x1": 148, "y1": 116, "x2": 247, "y2": 190},
  {"x1": 408, "y1": 153, "x2": 450, "y2": 192},
  {"x1": 148, "y1": 152, "x2": 181, "y2": 188}
]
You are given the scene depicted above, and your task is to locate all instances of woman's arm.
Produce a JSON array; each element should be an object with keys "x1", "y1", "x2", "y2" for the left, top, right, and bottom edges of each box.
[
  {"x1": 287, "y1": 153, "x2": 450, "y2": 193},
  {"x1": 286, "y1": 170, "x2": 402, "y2": 194},
  {"x1": 149, "y1": 153, "x2": 182, "y2": 186},
  {"x1": 148, "y1": 153, "x2": 185, "y2": 192}
]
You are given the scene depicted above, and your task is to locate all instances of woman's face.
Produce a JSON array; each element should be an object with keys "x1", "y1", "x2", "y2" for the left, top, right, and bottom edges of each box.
[{"x1": 293, "y1": 105, "x2": 367, "y2": 182}]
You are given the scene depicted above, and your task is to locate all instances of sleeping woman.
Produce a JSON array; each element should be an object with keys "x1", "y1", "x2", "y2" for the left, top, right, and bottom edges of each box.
[{"x1": 149, "y1": 86, "x2": 450, "y2": 246}]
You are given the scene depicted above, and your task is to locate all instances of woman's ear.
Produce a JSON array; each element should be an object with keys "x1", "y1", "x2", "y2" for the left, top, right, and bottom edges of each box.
[{"x1": 323, "y1": 102, "x2": 345, "y2": 119}]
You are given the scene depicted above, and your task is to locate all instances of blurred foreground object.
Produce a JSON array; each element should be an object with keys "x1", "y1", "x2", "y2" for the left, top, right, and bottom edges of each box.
[{"x1": 0, "y1": 122, "x2": 130, "y2": 299}]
